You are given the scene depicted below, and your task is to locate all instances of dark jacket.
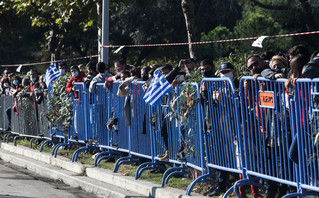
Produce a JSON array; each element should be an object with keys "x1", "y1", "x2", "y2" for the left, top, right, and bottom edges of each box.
[
  {"x1": 165, "y1": 66, "x2": 187, "y2": 84},
  {"x1": 261, "y1": 68, "x2": 290, "y2": 80},
  {"x1": 302, "y1": 55, "x2": 319, "y2": 78}
]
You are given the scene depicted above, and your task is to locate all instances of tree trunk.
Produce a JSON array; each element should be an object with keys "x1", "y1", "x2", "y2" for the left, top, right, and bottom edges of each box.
[{"x1": 181, "y1": 0, "x2": 200, "y2": 60}]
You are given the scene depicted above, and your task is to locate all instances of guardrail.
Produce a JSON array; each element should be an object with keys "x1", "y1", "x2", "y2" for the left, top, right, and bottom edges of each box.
[{"x1": 1, "y1": 77, "x2": 319, "y2": 197}]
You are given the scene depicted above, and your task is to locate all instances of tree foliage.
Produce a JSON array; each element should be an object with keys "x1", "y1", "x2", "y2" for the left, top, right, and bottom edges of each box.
[
  {"x1": 200, "y1": 26, "x2": 234, "y2": 59},
  {"x1": 233, "y1": 11, "x2": 293, "y2": 54},
  {"x1": 46, "y1": 74, "x2": 73, "y2": 133},
  {"x1": 1, "y1": 0, "x2": 319, "y2": 67}
]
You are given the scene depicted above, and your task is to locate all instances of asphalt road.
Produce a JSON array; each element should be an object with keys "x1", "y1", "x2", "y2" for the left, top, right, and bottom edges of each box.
[{"x1": 0, "y1": 159, "x2": 98, "y2": 198}]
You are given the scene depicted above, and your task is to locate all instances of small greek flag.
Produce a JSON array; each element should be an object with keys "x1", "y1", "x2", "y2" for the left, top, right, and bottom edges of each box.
[
  {"x1": 144, "y1": 70, "x2": 172, "y2": 106},
  {"x1": 44, "y1": 64, "x2": 61, "y2": 87}
]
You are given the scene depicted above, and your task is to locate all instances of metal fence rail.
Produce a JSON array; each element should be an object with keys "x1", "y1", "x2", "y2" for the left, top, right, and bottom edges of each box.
[
  {"x1": 292, "y1": 79, "x2": 319, "y2": 197},
  {"x1": 2, "y1": 77, "x2": 319, "y2": 197},
  {"x1": 238, "y1": 77, "x2": 297, "y2": 197}
]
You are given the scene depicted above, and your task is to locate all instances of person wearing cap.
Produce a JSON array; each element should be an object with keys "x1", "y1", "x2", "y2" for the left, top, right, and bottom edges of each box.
[
  {"x1": 65, "y1": 65, "x2": 86, "y2": 98},
  {"x1": 218, "y1": 62, "x2": 239, "y2": 89}
]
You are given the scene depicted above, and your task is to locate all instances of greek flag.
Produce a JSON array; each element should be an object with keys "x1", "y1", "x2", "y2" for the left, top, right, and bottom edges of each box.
[
  {"x1": 144, "y1": 70, "x2": 172, "y2": 106},
  {"x1": 44, "y1": 64, "x2": 61, "y2": 87}
]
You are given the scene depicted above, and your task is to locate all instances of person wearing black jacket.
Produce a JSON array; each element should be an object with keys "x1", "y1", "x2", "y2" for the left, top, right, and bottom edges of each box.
[
  {"x1": 84, "y1": 61, "x2": 97, "y2": 88},
  {"x1": 302, "y1": 51, "x2": 319, "y2": 78}
]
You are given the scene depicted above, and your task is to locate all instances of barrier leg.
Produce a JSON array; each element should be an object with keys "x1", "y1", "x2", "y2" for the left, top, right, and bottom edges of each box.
[
  {"x1": 185, "y1": 173, "x2": 216, "y2": 195},
  {"x1": 162, "y1": 166, "x2": 191, "y2": 187},
  {"x1": 135, "y1": 161, "x2": 171, "y2": 180},
  {"x1": 95, "y1": 152, "x2": 120, "y2": 167},
  {"x1": 30, "y1": 137, "x2": 37, "y2": 149},
  {"x1": 39, "y1": 139, "x2": 60, "y2": 152},
  {"x1": 113, "y1": 156, "x2": 140, "y2": 173},
  {"x1": 13, "y1": 135, "x2": 23, "y2": 146},
  {"x1": 94, "y1": 151, "x2": 110, "y2": 166},
  {"x1": 224, "y1": 177, "x2": 267, "y2": 198},
  {"x1": 223, "y1": 186, "x2": 235, "y2": 198},
  {"x1": 161, "y1": 165, "x2": 190, "y2": 187},
  {"x1": 52, "y1": 143, "x2": 76, "y2": 157},
  {"x1": 6, "y1": 133, "x2": 18, "y2": 143},
  {"x1": 71, "y1": 145, "x2": 99, "y2": 162}
]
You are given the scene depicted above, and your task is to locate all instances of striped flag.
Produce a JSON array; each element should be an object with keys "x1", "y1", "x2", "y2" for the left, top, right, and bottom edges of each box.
[
  {"x1": 144, "y1": 70, "x2": 172, "y2": 106},
  {"x1": 44, "y1": 64, "x2": 61, "y2": 87}
]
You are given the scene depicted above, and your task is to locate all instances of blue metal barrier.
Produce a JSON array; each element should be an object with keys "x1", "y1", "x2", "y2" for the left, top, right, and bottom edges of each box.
[
  {"x1": 93, "y1": 83, "x2": 121, "y2": 166},
  {"x1": 51, "y1": 83, "x2": 89, "y2": 159},
  {"x1": 130, "y1": 82, "x2": 170, "y2": 179},
  {"x1": 186, "y1": 78, "x2": 242, "y2": 196},
  {"x1": 71, "y1": 83, "x2": 100, "y2": 162},
  {"x1": 236, "y1": 77, "x2": 296, "y2": 197},
  {"x1": 113, "y1": 81, "x2": 140, "y2": 172},
  {"x1": 161, "y1": 83, "x2": 207, "y2": 189},
  {"x1": 290, "y1": 79, "x2": 319, "y2": 197},
  {"x1": 4, "y1": 76, "x2": 319, "y2": 197}
]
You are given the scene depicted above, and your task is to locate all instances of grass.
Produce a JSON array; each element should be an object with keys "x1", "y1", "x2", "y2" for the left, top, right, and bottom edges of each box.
[{"x1": 13, "y1": 139, "x2": 238, "y2": 197}]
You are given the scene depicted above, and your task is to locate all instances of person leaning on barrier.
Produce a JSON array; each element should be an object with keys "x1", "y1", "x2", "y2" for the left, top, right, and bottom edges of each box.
[
  {"x1": 89, "y1": 62, "x2": 112, "y2": 93},
  {"x1": 240, "y1": 55, "x2": 268, "y2": 198},
  {"x1": 120, "y1": 70, "x2": 130, "y2": 81},
  {"x1": 284, "y1": 54, "x2": 310, "y2": 95},
  {"x1": 113, "y1": 58, "x2": 134, "y2": 81},
  {"x1": 201, "y1": 61, "x2": 241, "y2": 196},
  {"x1": 83, "y1": 61, "x2": 97, "y2": 89},
  {"x1": 301, "y1": 50, "x2": 319, "y2": 78},
  {"x1": 117, "y1": 67, "x2": 141, "y2": 127},
  {"x1": 10, "y1": 76, "x2": 23, "y2": 98},
  {"x1": 65, "y1": 65, "x2": 86, "y2": 99},
  {"x1": 284, "y1": 54, "x2": 310, "y2": 166},
  {"x1": 218, "y1": 61, "x2": 239, "y2": 89},
  {"x1": 261, "y1": 55, "x2": 290, "y2": 80},
  {"x1": 18, "y1": 69, "x2": 40, "y2": 98},
  {"x1": 288, "y1": 44, "x2": 310, "y2": 63}
]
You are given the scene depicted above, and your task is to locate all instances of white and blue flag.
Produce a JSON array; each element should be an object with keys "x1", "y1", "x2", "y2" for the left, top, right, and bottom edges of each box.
[
  {"x1": 143, "y1": 70, "x2": 172, "y2": 106},
  {"x1": 44, "y1": 64, "x2": 61, "y2": 87}
]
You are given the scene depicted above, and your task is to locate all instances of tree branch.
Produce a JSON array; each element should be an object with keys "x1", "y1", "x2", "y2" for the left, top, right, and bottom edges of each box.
[{"x1": 250, "y1": 0, "x2": 288, "y2": 10}]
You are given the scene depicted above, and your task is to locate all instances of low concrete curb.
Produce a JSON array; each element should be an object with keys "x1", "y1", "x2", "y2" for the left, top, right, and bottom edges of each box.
[{"x1": 0, "y1": 142, "x2": 205, "y2": 198}]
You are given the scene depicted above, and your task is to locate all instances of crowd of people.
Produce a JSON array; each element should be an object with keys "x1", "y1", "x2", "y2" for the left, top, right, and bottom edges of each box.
[
  {"x1": 0, "y1": 68, "x2": 47, "y2": 131},
  {"x1": 1, "y1": 43, "x2": 319, "y2": 198}
]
